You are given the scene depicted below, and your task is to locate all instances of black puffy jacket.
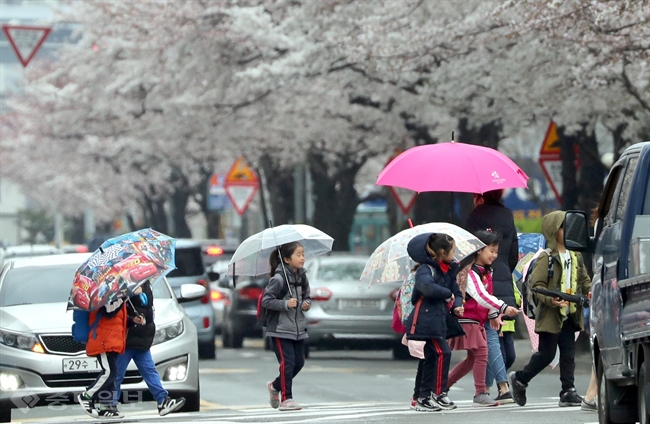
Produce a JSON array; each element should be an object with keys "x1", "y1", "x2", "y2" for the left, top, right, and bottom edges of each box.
[
  {"x1": 126, "y1": 281, "x2": 155, "y2": 350},
  {"x1": 405, "y1": 233, "x2": 463, "y2": 341}
]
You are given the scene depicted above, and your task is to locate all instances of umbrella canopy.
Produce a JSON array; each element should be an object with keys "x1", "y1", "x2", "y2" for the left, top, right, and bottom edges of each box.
[
  {"x1": 377, "y1": 142, "x2": 529, "y2": 193},
  {"x1": 360, "y1": 222, "x2": 485, "y2": 286},
  {"x1": 227, "y1": 224, "x2": 334, "y2": 277},
  {"x1": 67, "y1": 229, "x2": 176, "y2": 311}
]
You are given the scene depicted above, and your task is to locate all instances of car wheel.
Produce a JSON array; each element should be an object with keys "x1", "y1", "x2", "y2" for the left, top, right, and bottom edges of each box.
[
  {"x1": 198, "y1": 341, "x2": 216, "y2": 360},
  {"x1": 304, "y1": 341, "x2": 310, "y2": 359},
  {"x1": 231, "y1": 330, "x2": 244, "y2": 349},
  {"x1": 179, "y1": 388, "x2": 201, "y2": 413},
  {"x1": 639, "y1": 359, "x2": 649, "y2": 424},
  {"x1": 0, "y1": 401, "x2": 10, "y2": 423},
  {"x1": 392, "y1": 342, "x2": 412, "y2": 360},
  {"x1": 221, "y1": 325, "x2": 234, "y2": 348},
  {"x1": 598, "y1": 357, "x2": 615, "y2": 424}
]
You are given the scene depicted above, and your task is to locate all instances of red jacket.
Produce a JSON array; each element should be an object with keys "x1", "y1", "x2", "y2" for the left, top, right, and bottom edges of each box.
[
  {"x1": 461, "y1": 265, "x2": 507, "y2": 325},
  {"x1": 86, "y1": 305, "x2": 127, "y2": 357}
]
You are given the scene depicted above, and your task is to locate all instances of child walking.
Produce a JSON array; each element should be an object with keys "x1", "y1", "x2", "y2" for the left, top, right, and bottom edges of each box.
[
  {"x1": 509, "y1": 211, "x2": 591, "y2": 407},
  {"x1": 406, "y1": 233, "x2": 463, "y2": 412},
  {"x1": 262, "y1": 242, "x2": 311, "y2": 411},
  {"x1": 447, "y1": 230, "x2": 519, "y2": 407}
]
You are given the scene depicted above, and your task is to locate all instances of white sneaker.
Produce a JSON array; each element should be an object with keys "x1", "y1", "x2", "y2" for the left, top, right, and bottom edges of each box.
[{"x1": 157, "y1": 396, "x2": 186, "y2": 416}]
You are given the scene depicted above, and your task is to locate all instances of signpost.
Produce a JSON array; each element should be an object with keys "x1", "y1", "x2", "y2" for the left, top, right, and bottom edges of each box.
[
  {"x1": 207, "y1": 173, "x2": 231, "y2": 211},
  {"x1": 538, "y1": 121, "x2": 562, "y2": 204},
  {"x1": 2, "y1": 25, "x2": 51, "y2": 67},
  {"x1": 386, "y1": 149, "x2": 417, "y2": 214},
  {"x1": 224, "y1": 157, "x2": 259, "y2": 216}
]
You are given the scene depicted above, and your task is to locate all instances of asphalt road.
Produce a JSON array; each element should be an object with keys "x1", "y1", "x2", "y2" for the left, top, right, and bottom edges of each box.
[{"x1": 12, "y1": 338, "x2": 600, "y2": 424}]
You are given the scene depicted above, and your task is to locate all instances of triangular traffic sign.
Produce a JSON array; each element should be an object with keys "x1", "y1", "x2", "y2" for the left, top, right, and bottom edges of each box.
[
  {"x1": 224, "y1": 184, "x2": 258, "y2": 215},
  {"x1": 2, "y1": 25, "x2": 51, "y2": 67},
  {"x1": 388, "y1": 186, "x2": 417, "y2": 215},
  {"x1": 226, "y1": 157, "x2": 258, "y2": 183},
  {"x1": 539, "y1": 121, "x2": 560, "y2": 156}
]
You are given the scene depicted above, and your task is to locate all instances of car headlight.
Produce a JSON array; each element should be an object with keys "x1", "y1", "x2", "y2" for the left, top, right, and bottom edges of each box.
[
  {"x1": 0, "y1": 329, "x2": 43, "y2": 353},
  {"x1": 152, "y1": 320, "x2": 184, "y2": 345}
]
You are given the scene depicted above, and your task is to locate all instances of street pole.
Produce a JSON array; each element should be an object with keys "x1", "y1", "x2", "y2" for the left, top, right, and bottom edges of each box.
[
  {"x1": 54, "y1": 212, "x2": 63, "y2": 247},
  {"x1": 294, "y1": 164, "x2": 305, "y2": 224}
]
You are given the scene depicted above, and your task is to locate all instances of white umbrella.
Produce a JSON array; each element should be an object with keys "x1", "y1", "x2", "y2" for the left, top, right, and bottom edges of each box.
[
  {"x1": 360, "y1": 222, "x2": 485, "y2": 286},
  {"x1": 227, "y1": 224, "x2": 334, "y2": 277}
]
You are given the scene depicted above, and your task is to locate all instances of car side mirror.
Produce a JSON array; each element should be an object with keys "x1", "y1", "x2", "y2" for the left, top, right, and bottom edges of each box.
[
  {"x1": 564, "y1": 210, "x2": 591, "y2": 252},
  {"x1": 177, "y1": 284, "x2": 206, "y2": 303},
  {"x1": 207, "y1": 271, "x2": 220, "y2": 282}
]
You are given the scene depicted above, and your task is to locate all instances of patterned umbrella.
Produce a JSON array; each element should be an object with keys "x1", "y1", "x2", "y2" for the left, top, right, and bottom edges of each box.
[
  {"x1": 67, "y1": 229, "x2": 176, "y2": 311},
  {"x1": 360, "y1": 222, "x2": 485, "y2": 286}
]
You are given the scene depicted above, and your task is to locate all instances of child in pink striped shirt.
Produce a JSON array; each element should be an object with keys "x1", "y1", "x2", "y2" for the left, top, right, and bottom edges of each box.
[{"x1": 448, "y1": 230, "x2": 519, "y2": 407}]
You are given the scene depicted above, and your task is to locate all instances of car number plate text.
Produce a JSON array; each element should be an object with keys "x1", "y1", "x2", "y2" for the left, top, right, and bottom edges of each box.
[
  {"x1": 340, "y1": 299, "x2": 381, "y2": 309},
  {"x1": 62, "y1": 357, "x2": 101, "y2": 373}
]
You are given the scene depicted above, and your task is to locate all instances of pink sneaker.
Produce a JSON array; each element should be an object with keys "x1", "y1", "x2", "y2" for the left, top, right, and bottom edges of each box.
[
  {"x1": 267, "y1": 381, "x2": 280, "y2": 409},
  {"x1": 410, "y1": 398, "x2": 417, "y2": 409},
  {"x1": 278, "y1": 399, "x2": 302, "y2": 411}
]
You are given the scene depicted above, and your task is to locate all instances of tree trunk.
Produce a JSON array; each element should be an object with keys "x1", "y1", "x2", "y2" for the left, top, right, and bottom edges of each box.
[
  {"x1": 170, "y1": 187, "x2": 192, "y2": 238},
  {"x1": 576, "y1": 127, "x2": 607, "y2": 214},
  {"x1": 259, "y1": 153, "x2": 295, "y2": 225},
  {"x1": 558, "y1": 126, "x2": 580, "y2": 210},
  {"x1": 195, "y1": 171, "x2": 222, "y2": 238},
  {"x1": 308, "y1": 149, "x2": 363, "y2": 251}
]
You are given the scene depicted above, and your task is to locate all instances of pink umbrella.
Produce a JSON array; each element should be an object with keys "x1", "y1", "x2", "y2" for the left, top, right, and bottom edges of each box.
[{"x1": 377, "y1": 142, "x2": 529, "y2": 193}]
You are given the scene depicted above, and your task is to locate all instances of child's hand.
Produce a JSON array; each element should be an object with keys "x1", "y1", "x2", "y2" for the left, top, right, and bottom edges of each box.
[
  {"x1": 301, "y1": 301, "x2": 311, "y2": 311},
  {"x1": 504, "y1": 306, "x2": 519, "y2": 317},
  {"x1": 133, "y1": 314, "x2": 146, "y2": 325},
  {"x1": 490, "y1": 315, "x2": 503, "y2": 330},
  {"x1": 551, "y1": 297, "x2": 569, "y2": 308},
  {"x1": 453, "y1": 306, "x2": 464, "y2": 317},
  {"x1": 287, "y1": 298, "x2": 298, "y2": 309}
]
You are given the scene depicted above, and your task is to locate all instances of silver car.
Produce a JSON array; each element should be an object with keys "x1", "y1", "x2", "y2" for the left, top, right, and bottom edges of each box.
[
  {"x1": 303, "y1": 255, "x2": 404, "y2": 358},
  {"x1": 0, "y1": 253, "x2": 203, "y2": 423}
]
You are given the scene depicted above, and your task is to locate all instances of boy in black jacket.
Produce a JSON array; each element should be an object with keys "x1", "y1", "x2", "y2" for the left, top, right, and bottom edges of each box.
[{"x1": 112, "y1": 280, "x2": 186, "y2": 416}]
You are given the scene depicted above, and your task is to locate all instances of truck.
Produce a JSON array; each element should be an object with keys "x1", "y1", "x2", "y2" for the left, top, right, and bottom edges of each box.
[{"x1": 564, "y1": 141, "x2": 650, "y2": 424}]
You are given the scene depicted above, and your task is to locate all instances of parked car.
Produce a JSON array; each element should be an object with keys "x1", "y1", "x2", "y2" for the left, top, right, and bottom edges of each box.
[
  {"x1": 3, "y1": 245, "x2": 62, "y2": 261},
  {"x1": 166, "y1": 239, "x2": 216, "y2": 359},
  {"x1": 196, "y1": 239, "x2": 238, "y2": 269},
  {"x1": 0, "y1": 253, "x2": 203, "y2": 423},
  {"x1": 301, "y1": 255, "x2": 404, "y2": 359},
  {"x1": 219, "y1": 273, "x2": 268, "y2": 348},
  {"x1": 207, "y1": 260, "x2": 231, "y2": 335}
]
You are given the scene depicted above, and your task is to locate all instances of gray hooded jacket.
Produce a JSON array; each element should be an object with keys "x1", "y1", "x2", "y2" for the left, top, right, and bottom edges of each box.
[{"x1": 261, "y1": 265, "x2": 311, "y2": 340}]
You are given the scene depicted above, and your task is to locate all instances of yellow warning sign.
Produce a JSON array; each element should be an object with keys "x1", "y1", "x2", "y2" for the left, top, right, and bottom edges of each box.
[
  {"x1": 540, "y1": 121, "x2": 560, "y2": 156},
  {"x1": 225, "y1": 157, "x2": 258, "y2": 183}
]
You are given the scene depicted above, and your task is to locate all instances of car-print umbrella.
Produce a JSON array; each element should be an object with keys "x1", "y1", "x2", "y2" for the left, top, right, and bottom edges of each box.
[
  {"x1": 227, "y1": 224, "x2": 334, "y2": 277},
  {"x1": 376, "y1": 141, "x2": 529, "y2": 194},
  {"x1": 360, "y1": 222, "x2": 485, "y2": 286},
  {"x1": 67, "y1": 229, "x2": 176, "y2": 311}
]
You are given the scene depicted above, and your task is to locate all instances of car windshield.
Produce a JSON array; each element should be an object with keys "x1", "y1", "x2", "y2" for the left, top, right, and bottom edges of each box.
[
  {"x1": 0, "y1": 264, "x2": 172, "y2": 307},
  {"x1": 168, "y1": 247, "x2": 204, "y2": 277},
  {"x1": 315, "y1": 262, "x2": 366, "y2": 282}
]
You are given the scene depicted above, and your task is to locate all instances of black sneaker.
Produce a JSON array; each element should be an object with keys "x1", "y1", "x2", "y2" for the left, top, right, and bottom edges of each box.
[
  {"x1": 495, "y1": 390, "x2": 514, "y2": 404},
  {"x1": 158, "y1": 396, "x2": 186, "y2": 416},
  {"x1": 433, "y1": 392, "x2": 457, "y2": 410},
  {"x1": 76, "y1": 392, "x2": 97, "y2": 418},
  {"x1": 415, "y1": 397, "x2": 441, "y2": 412},
  {"x1": 97, "y1": 405, "x2": 124, "y2": 419},
  {"x1": 509, "y1": 371, "x2": 527, "y2": 406},
  {"x1": 559, "y1": 388, "x2": 583, "y2": 407}
]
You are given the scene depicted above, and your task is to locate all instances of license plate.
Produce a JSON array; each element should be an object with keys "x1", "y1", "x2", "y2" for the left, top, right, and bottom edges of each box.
[
  {"x1": 340, "y1": 299, "x2": 381, "y2": 309},
  {"x1": 62, "y1": 357, "x2": 102, "y2": 373}
]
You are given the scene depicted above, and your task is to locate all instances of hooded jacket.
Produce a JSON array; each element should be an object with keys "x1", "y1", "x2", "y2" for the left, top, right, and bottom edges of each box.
[
  {"x1": 405, "y1": 233, "x2": 463, "y2": 341},
  {"x1": 86, "y1": 300, "x2": 127, "y2": 357},
  {"x1": 531, "y1": 211, "x2": 592, "y2": 334},
  {"x1": 262, "y1": 265, "x2": 311, "y2": 340},
  {"x1": 466, "y1": 203, "x2": 519, "y2": 308},
  {"x1": 125, "y1": 281, "x2": 155, "y2": 350}
]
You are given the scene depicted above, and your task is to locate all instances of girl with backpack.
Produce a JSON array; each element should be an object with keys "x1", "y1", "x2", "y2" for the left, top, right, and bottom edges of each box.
[
  {"x1": 447, "y1": 230, "x2": 519, "y2": 407},
  {"x1": 261, "y1": 242, "x2": 311, "y2": 411},
  {"x1": 405, "y1": 232, "x2": 463, "y2": 412}
]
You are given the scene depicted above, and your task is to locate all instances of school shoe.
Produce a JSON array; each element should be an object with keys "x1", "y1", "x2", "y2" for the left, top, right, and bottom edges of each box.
[
  {"x1": 473, "y1": 393, "x2": 498, "y2": 407},
  {"x1": 581, "y1": 397, "x2": 597, "y2": 412},
  {"x1": 96, "y1": 405, "x2": 124, "y2": 419},
  {"x1": 433, "y1": 393, "x2": 457, "y2": 410},
  {"x1": 558, "y1": 388, "x2": 583, "y2": 407},
  {"x1": 509, "y1": 371, "x2": 527, "y2": 406},
  {"x1": 76, "y1": 392, "x2": 98, "y2": 418},
  {"x1": 278, "y1": 399, "x2": 302, "y2": 411},
  {"x1": 495, "y1": 390, "x2": 514, "y2": 404},
  {"x1": 410, "y1": 398, "x2": 417, "y2": 410},
  {"x1": 267, "y1": 381, "x2": 280, "y2": 409},
  {"x1": 158, "y1": 396, "x2": 186, "y2": 416},
  {"x1": 415, "y1": 396, "x2": 442, "y2": 412}
]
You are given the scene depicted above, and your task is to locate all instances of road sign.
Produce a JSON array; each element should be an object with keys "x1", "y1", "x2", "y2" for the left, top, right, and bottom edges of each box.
[
  {"x1": 207, "y1": 173, "x2": 231, "y2": 211},
  {"x1": 2, "y1": 25, "x2": 51, "y2": 67},
  {"x1": 539, "y1": 121, "x2": 562, "y2": 204},
  {"x1": 385, "y1": 148, "x2": 417, "y2": 214},
  {"x1": 224, "y1": 157, "x2": 259, "y2": 215}
]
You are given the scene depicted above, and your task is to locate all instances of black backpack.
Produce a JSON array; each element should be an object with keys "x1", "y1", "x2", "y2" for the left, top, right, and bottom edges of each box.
[
  {"x1": 521, "y1": 249, "x2": 555, "y2": 320},
  {"x1": 256, "y1": 282, "x2": 290, "y2": 327}
]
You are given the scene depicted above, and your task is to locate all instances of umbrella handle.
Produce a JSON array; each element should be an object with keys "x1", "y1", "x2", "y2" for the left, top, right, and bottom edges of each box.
[{"x1": 278, "y1": 248, "x2": 294, "y2": 298}]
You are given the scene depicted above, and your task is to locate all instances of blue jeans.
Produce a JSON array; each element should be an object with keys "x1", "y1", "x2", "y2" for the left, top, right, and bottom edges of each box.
[
  {"x1": 484, "y1": 322, "x2": 507, "y2": 388},
  {"x1": 113, "y1": 348, "x2": 168, "y2": 405}
]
